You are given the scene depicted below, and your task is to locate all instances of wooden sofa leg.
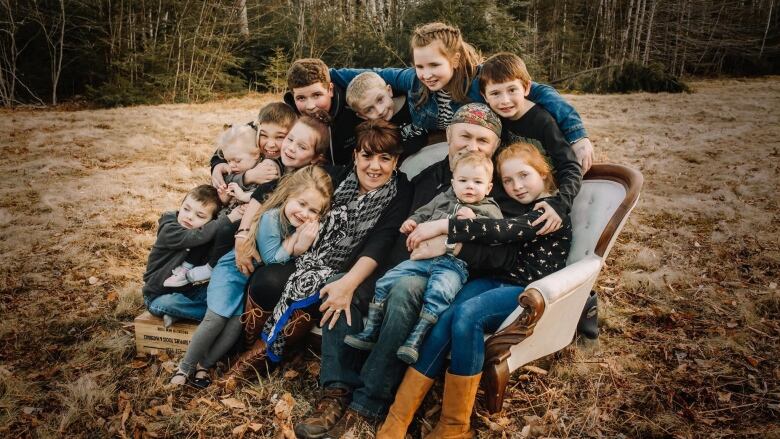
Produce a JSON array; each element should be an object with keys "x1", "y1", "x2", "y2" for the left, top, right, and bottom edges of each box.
[{"x1": 483, "y1": 358, "x2": 509, "y2": 414}]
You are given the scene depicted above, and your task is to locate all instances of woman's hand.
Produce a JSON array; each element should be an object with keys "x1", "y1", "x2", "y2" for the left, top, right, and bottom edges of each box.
[
  {"x1": 572, "y1": 138, "x2": 594, "y2": 174},
  {"x1": 406, "y1": 218, "x2": 448, "y2": 252},
  {"x1": 531, "y1": 201, "x2": 562, "y2": 235},
  {"x1": 234, "y1": 234, "x2": 261, "y2": 275},
  {"x1": 319, "y1": 277, "x2": 357, "y2": 329},
  {"x1": 244, "y1": 159, "x2": 280, "y2": 185},
  {"x1": 211, "y1": 163, "x2": 230, "y2": 188},
  {"x1": 410, "y1": 235, "x2": 460, "y2": 260}
]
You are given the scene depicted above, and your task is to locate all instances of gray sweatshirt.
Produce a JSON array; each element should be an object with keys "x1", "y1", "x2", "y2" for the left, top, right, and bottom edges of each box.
[
  {"x1": 408, "y1": 187, "x2": 503, "y2": 224},
  {"x1": 142, "y1": 211, "x2": 231, "y2": 301}
]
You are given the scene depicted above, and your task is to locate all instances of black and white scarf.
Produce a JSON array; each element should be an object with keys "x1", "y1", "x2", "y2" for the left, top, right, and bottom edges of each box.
[{"x1": 262, "y1": 170, "x2": 398, "y2": 360}]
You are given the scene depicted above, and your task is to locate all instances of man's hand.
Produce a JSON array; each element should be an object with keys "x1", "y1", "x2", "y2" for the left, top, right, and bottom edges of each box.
[
  {"x1": 406, "y1": 219, "x2": 448, "y2": 252},
  {"x1": 211, "y1": 163, "x2": 230, "y2": 188},
  {"x1": 572, "y1": 137, "x2": 594, "y2": 174},
  {"x1": 531, "y1": 201, "x2": 562, "y2": 235},
  {"x1": 400, "y1": 219, "x2": 418, "y2": 234},
  {"x1": 455, "y1": 207, "x2": 476, "y2": 219}
]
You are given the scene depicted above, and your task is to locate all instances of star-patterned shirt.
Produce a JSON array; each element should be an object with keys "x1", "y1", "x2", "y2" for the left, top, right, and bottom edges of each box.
[{"x1": 449, "y1": 198, "x2": 572, "y2": 285}]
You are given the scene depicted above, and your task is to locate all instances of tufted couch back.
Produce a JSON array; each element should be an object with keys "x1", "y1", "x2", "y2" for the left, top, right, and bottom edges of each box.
[{"x1": 566, "y1": 179, "x2": 627, "y2": 264}]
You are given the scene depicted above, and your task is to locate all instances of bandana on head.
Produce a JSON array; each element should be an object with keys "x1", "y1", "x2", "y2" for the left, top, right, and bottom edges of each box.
[{"x1": 450, "y1": 103, "x2": 502, "y2": 138}]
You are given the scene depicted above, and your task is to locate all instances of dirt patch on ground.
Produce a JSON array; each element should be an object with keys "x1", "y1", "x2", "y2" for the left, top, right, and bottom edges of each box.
[{"x1": 1, "y1": 78, "x2": 778, "y2": 438}]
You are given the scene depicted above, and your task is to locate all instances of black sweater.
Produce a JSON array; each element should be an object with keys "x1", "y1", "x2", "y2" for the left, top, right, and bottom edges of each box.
[
  {"x1": 142, "y1": 212, "x2": 232, "y2": 300},
  {"x1": 451, "y1": 198, "x2": 572, "y2": 285},
  {"x1": 499, "y1": 104, "x2": 582, "y2": 219}
]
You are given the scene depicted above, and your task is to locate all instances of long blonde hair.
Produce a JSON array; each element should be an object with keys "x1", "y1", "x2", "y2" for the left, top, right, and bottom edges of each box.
[
  {"x1": 238, "y1": 165, "x2": 333, "y2": 257},
  {"x1": 411, "y1": 22, "x2": 482, "y2": 107}
]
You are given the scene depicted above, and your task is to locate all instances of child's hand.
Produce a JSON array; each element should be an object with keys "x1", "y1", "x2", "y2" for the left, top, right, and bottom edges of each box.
[
  {"x1": 400, "y1": 219, "x2": 417, "y2": 234},
  {"x1": 211, "y1": 163, "x2": 230, "y2": 188},
  {"x1": 293, "y1": 221, "x2": 319, "y2": 254},
  {"x1": 217, "y1": 184, "x2": 231, "y2": 204},
  {"x1": 531, "y1": 201, "x2": 562, "y2": 235},
  {"x1": 572, "y1": 138, "x2": 594, "y2": 174},
  {"x1": 455, "y1": 207, "x2": 476, "y2": 219},
  {"x1": 227, "y1": 183, "x2": 251, "y2": 203},
  {"x1": 227, "y1": 204, "x2": 246, "y2": 222},
  {"x1": 245, "y1": 159, "x2": 280, "y2": 185}
]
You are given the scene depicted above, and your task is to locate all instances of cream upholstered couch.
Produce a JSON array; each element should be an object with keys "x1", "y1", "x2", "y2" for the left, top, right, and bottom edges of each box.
[{"x1": 397, "y1": 140, "x2": 643, "y2": 413}]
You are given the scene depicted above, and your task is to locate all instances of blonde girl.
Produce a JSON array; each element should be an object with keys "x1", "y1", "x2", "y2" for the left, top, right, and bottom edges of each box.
[
  {"x1": 232, "y1": 109, "x2": 332, "y2": 274},
  {"x1": 170, "y1": 165, "x2": 333, "y2": 388}
]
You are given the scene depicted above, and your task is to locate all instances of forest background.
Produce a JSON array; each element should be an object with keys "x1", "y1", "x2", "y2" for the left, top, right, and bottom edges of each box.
[{"x1": 1, "y1": 0, "x2": 778, "y2": 108}]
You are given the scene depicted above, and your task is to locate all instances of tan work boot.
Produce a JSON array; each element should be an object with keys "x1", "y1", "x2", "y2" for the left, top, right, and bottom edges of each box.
[
  {"x1": 425, "y1": 371, "x2": 482, "y2": 439},
  {"x1": 376, "y1": 368, "x2": 435, "y2": 439}
]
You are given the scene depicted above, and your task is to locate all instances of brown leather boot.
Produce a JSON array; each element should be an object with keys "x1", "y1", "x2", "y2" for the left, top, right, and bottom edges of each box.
[
  {"x1": 222, "y1": 309, "x2": 314, "y2": 391},
  {"x1": 425, "y1": 371, "x2": 482, "y2": 439},
  {"x1": 293, "y1": 387, "x2": 351, "y2": 438},
  {"x1": 239, "y1": 295, "x2": 270, "y2": 347},
  {"x1": 376, "y1": 368, "x2": 434, "y2": 439}
]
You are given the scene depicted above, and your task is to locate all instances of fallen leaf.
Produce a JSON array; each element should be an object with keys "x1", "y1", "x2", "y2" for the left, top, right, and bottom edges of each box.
[
  {"x1": 22, "y1": 407, "x2": 40, "y2": 415},
  {"x1": 274, "y1": 392, "x2": 295, "y2": 420},
  {"x1": 221, "y1": 397, "x2": 246, "y2": 410},
  {"x1": 232, "y1": 423, "x2": 248, "y2": 437},
  {"x1": 279, "y1": 423, "x2": 296, "y2": 439},
  {"x1": 769, "y1": 282, "x2": 777, "y2": 290},
  {"x1": 247, "y1": 422, "x2": 262, "y2": 432},
  {"x1": 129, "y1": 359, "x2": 148, "y2": 369},
  {"x1": 726, "y1": 322, "x2": 738, "y2": 328},
  {"x1": 283, "y1": 369, "x2": 299, "y2": 380},
  {"x1": 88, "y1": 276, "x2": 99, "y2": 285},
  {"x1": 745, "y1": 356, "x2": 760, "y2": 367},
  {"x1": 717, "y1": 392, "x2": 732, "y2": 402},
  {"x1": 160, "y1": 361, "x2": 176, "y2": 373},
  {"x1": 522, "y1": 365, "x2": 548, "y2": 375},
  {"x1": 306, "y1": 361, "x2": 320, "y2": 376}
]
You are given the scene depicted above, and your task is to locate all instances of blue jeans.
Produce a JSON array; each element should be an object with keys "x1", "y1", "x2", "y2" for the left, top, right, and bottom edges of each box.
[
  {"x1": 373, "y1": 256, "x2": 467, "y2": 321},
  {"x1": 206, "y1": 250, "x2": 249, "y2": 318},
  {"x1": 414, "y1": 278, "x2": 524, "y2": 377},
  {"x1": 319, "y1": 276, "x2": 427, "y2": 419},
  {"x1": 145, "y1": 285, "x2": 208, "y2": 321}
]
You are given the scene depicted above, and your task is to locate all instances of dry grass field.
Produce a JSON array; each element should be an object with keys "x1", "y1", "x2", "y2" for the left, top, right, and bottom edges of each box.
[{"x1": 0, "y1": 78, "x2": 778, "y2": 438}]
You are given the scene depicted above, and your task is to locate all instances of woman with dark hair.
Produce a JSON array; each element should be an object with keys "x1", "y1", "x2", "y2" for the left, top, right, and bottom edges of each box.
[{"x1": 223, "y1": 119, "x2": 412, "y2": 386}]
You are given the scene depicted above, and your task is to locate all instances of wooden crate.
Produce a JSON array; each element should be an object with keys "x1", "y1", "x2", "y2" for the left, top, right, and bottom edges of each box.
[{"x1": 134, "y1": 311, "x2": 199, "y2": 356}]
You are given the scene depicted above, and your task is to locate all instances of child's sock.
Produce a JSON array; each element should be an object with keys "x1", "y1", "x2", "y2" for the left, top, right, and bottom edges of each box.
[
  {"x1": 186, "y1": 264, "x2": 213, "y2": 284},
  {"x1": 163, "y1": 262, "x2": 195, "y2": 288}
]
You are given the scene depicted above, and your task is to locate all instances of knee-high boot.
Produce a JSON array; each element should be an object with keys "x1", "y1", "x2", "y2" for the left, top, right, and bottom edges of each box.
[
  {"x1": 376, "y1": 368, "x2": 435, "y2": 439},
  {"x1": 425, "y1": 371, "x2": 482, "y2": 439}
]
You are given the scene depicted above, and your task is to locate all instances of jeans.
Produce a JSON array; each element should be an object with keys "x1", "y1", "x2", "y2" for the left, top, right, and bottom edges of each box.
[
  {"x1": 373, "y1": 256, "x2": 468, "y2": 320},
  {"x1": 319, "y1": 275, "x2": 427, "y2": 419},
  {"x1": 145, "y1": 285, "x2": 208, "y2": 321},
  {"x1": 414, "y1": 278, "x2": 524, "y2": 377}
]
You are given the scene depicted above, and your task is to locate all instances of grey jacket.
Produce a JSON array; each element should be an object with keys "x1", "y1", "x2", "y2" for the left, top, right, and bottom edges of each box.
[
  {"x1": 142, "y1": 211, "x2": 231, "y2": 301},
  {"x1": 408, "y1": 187, "x2": 502, "y2": 224}
]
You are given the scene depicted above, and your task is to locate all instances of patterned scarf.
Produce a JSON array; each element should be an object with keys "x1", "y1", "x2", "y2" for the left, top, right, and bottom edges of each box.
[{"x1": 262, "y1": 170, "x2": 398, "y2": 360}]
